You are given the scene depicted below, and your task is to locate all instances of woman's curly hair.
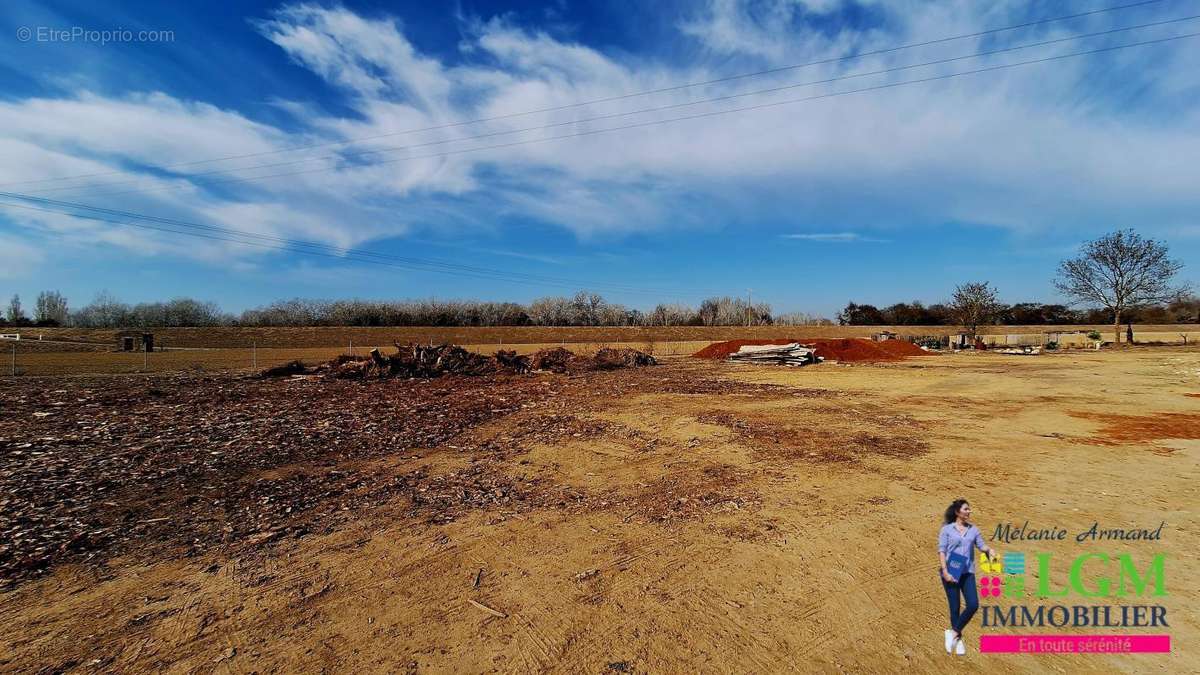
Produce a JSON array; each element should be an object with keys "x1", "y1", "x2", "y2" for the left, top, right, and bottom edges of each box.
[{"x1": 944, "y1": 499, "x2": 969, "y2": 524}]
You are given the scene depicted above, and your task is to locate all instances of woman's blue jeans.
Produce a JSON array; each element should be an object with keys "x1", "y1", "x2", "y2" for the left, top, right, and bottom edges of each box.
[{"x1": 942, "y1": 572, "x2": 979, "y2": 636}]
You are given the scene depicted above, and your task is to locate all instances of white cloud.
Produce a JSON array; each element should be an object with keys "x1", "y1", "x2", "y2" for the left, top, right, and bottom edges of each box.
[
  {"x1": 1, "y1": 0, "x2": 1198, "y2": 276},
  {"x1": 680, "y1": 0, "x2": 857, "y2": 60},
  {"x1": 783, "y1": 232, "x2": 888, "y2": 243}
]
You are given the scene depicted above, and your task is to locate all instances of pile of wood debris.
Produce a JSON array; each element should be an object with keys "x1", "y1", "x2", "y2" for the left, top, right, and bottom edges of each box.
[
  {"x1": 530, "y1": 347, "x2": 657, "y2": 374},
  {"x1": 0, "y1": 371, "x2": 561, "y2": 585},
  {"x1": 262, "y1": 344, "x2": 656, "y2": 379},
  {"x1": 594, "y1": 347, "x2": 658, "y2": 369},
  {"x1": 343, "y1": 344, "x2": 530, "y2": 378}
]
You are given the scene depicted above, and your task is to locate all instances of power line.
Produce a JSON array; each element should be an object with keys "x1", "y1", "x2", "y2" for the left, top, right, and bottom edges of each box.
[
  {"x1": 2, "y1": 30, "x2": 1195, "y2": 298},
  {"x1": 28, "y1": 29, "x2": 1200, "y2": 201},
  {"x1": 0, "y1": 195, "x2": 728, "y2": 297},
  {"x1": 0, "y1": 197, "x2": 700, "y2": 294},
  {"x1": 29, "y1": 13, "x2": 1200, "y2": 199},
  {"x1": 0, "y1": 0, "x2": 1173, "y2": 190}
]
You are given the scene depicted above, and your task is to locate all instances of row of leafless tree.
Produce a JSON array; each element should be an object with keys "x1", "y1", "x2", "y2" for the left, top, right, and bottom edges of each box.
[
  {"x1": 239, "y1": 293, "x2": 799, "y2": 327},
  {"x1": 3, "y1": 291, "x2": 69, "y2": 327},
  {"x1": 5, "y1": 290, "x2": 829, "y2": 328}
]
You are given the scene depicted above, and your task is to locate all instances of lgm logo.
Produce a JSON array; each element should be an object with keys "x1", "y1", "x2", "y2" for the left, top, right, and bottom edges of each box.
[{"x1": 979, "y1": 551, "x2": 1170, "y2": 654}]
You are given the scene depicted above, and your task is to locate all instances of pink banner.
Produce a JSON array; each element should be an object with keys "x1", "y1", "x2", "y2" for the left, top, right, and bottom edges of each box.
[{"x1": 980, "y1": 635, "x2": 1170, "y2": 654}]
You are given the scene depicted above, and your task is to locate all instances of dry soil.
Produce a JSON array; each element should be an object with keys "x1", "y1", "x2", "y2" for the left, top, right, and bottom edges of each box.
[{"x1": 1, "y1": 347, "x2": 1197, "y2": 673}]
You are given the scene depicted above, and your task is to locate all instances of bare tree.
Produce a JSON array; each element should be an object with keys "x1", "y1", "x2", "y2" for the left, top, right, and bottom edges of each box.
[
  {"x1": 34, "y1": 290, "x2": 69, "y2": 325},
  {"x1": 571, "y1": 291, "x2": 605, "y2": 326},
  {"x1": 647, "y1": 303, "x2": 697, "y2": 326},
  {"x1": 6, "y1": 294, "x2": 25, "y2": 324},
  {"x1": 1054, "y1": 229, "x2": 1188, "y2": 345},
  {"x1": 774, "y1": 311, "x2": 833, "y2": 326},
  {"x1": 949, "y1": 282, "x2": 1000, "y2": 341}
]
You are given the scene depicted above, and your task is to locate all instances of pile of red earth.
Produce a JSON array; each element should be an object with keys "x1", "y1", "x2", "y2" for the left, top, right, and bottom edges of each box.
[
  {"x1": 693, "y1": 338, "x2": 931, "y2": 363},
  {"x1": 262, "y1": 344, "x2": 657, "y2": 379}
]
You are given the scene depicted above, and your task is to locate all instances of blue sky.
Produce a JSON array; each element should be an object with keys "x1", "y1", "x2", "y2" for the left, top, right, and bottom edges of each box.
[{"x1": 0, "y1": 0, "x2": 1197, "y2": 317}]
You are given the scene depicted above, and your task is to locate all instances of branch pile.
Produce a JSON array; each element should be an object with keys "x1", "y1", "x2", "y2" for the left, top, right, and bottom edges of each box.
[
  {"x1": 260, "y1": 344, "x2": 657, "y2": 379},
  {"x1": 530, "y1": 347, "x2": 656, "y2": 373},
  {"x1": 331, "y1": 344, "x2": 531, "y2": 379},
  {"x1": 593, "y1": 347, "x2": 658, "y2": 369}
]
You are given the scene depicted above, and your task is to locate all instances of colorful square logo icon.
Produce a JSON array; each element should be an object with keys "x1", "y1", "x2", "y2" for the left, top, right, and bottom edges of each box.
[
  {"x1": 1003, "y1": 551, "x2": 1026, "y2": 575},
  {"x1": 979, "y1": 574, "x2": 1003, "y2": 597}
]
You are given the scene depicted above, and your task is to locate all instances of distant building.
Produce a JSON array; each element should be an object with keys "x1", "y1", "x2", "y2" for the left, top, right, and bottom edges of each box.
[{"x1": 117, "y1": 332, "x2": 155, "y2": 352}]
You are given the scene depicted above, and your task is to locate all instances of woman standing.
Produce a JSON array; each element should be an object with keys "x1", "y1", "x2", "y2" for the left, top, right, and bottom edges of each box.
[{"x1": 938, "y1": 498, "x2": 995, "y2": 655}]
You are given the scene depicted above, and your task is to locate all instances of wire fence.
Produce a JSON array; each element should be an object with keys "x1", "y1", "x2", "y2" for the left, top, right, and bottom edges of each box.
[
  {"x1": 5, "y1": 330, "x2": 1200, "y2": 377},
  {"x1": 0, "y1": 338, "x2": 726, "y2": 377}
]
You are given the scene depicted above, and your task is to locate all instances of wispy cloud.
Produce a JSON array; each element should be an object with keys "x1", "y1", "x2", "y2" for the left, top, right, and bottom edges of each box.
[
  {"x1": 1, "y1": 0, "x2": 1197, "y2": 282},
  {"x1": 782, "y1": 232, "x2": 889, "y2": 243}
]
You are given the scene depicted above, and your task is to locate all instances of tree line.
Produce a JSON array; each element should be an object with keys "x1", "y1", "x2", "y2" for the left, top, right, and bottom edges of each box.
[
  {"x1": 0, "y1": 290, "x2": 820, "y2": 328},
  {"x1": 6, "y1": 288, "x2": 1193, "y2": 330},
  {"x1": 841, "y1": 230, "x2": 1192, "y2": 345},
  {"x1": 837, "y1": 298, "x2": 1199, "y2": 326},
  {"x1": 4, "y1": 230, "x2": 1192, "y2": 334}
]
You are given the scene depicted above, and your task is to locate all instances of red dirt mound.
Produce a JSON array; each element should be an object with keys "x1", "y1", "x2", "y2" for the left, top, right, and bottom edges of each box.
[
  {"x1": 691, "y1": 339, "x2": 797, "y2": 359},
  {"x1": 809, "y1": 339, "x2": 899, "y2": 362},
  {"x1": 693, "y1": 338, "x2": 932, "y2": 363}
]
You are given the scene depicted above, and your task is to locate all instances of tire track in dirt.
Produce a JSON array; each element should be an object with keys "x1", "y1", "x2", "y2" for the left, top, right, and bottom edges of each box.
[
  {"x1": 550, "y1": 539, "x2": 698, "y2": 672},
  {"x1": 692, "y1": 591, "x2": 800, "y2": 672}
]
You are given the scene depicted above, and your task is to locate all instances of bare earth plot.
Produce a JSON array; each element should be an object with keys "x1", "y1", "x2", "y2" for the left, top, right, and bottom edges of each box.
[
  {"x1": 6, "y1": 323, "x2": 1199, "y2": 376},
  {"x1": 1, "y1": 348, "x2": 1198, "y2": 672}
]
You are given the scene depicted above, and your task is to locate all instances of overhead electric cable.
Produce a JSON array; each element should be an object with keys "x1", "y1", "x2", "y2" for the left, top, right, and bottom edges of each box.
[
  {"x1": 0, "y1": 0, "x2": 1174, "y2": 189},
  {"x1": 23, "y1": 30, "x2": 1200, "y2": 201},
  {"x1": 27, "y1": 12, "x2": 1200, "y2": 199},
  {"x1": 0, "y1": 196, "x2": 728, "y2": 296}
]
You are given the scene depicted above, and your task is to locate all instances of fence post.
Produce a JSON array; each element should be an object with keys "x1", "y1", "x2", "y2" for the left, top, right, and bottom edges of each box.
[
  {"x1": 349, "y1": 339, "x2": 353, "y2": 356},
  {"x1": 252, "y1": 341, "x2": 257, "y2": 369},
  {"x1": 10, "y1": 343, "x2": 14, "y2": 376},
  {"x1": 143, "y1": 345, "x2": 148, "y2": 371}
]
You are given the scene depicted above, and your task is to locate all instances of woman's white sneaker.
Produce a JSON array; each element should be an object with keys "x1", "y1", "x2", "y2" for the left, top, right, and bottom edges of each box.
[
  {"x1": 944, "y1": 630, "x2": 955, "y2": 653},
  {"x1": 955, "y1": 638, "x2": 966, "y2": 655}
]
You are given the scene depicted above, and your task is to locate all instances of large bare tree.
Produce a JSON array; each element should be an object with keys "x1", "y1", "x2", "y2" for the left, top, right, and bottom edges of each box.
[
  {"x1": 34, "y1": 290, "x2": 70, "y2": 325},
  {"x1": 949, "y1": 282, "x2": 1000, "y2": 341},
  {"x1": 1054, "y1": 229, "x2": 1187, "y2": 345}
]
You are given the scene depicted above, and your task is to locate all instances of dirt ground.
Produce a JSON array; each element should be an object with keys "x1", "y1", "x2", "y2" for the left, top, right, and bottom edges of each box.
[
  {"x1": 1, "y1": 347, "x2": 1197, "y2": 673},
  {"x1": 6, "y1": 323, "x2": 1197, "y2": 376}
]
